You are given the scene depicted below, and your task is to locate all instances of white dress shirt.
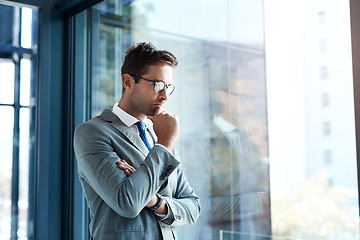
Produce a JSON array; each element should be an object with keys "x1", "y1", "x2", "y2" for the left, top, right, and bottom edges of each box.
[
  {"x1": 112, "y1": 103, "x2": 171, "y2": 219},
  {"x1": 112, "y1": 103, "x2": 155, "y2": 147},
  {"x1": 214, "y1": 114, "x2": 269, "y2": 163}
]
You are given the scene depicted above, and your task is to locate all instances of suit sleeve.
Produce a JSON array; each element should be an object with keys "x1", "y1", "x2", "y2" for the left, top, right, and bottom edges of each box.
[
  {"x1": 74, "y1": 122, "x2": 180, "y2": 218},
  {"x1": 159, "y1": 150, "x2": 201, "y2": 226}
]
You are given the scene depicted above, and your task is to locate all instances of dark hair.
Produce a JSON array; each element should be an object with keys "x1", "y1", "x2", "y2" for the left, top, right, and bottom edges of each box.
[{"x1": 121, "y1": 42, "x2": 179, "y2": 79}]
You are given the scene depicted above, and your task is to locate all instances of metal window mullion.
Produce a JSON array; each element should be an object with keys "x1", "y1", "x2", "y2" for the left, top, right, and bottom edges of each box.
[
  {"x1": 63, "y1": 14, "x2": 75, "y2": 240},
  {"x1": 11, "y1": 55, "x2": 21, "y2": 240}
]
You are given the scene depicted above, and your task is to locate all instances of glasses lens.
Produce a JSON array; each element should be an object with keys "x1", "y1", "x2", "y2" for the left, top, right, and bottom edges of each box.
[
  {"x1": 154, "y1": 81, "x2": 165, "y2": 93},
  {"x1": 153, "y1": 81, "x2": 175, "y2": 95},
  {"x1": 237, "y1": 94, "x2": 253, "y2": 104}
]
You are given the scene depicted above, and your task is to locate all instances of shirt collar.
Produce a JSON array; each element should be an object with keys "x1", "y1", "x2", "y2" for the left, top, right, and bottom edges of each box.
[
  {"x1": 213, "y1": 114, "x2": 237, "y2": 133},
  {"x1": 112, "y1": 103, "x2": 139, "y2": 127}
]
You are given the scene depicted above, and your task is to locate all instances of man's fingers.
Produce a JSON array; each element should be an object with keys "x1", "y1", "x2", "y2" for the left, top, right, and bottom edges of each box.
[
  {"x1": 148, "y1": 107, "x2": 161, "y2": 120},
  {"x1": 148, "y1": 107, "x2": 162, "y2": 121},
  {"x1": 116, "y1": 160, "x2": 122, "y2": 168},
  {"x1": 128, "y1": 165, "x2": 136, "y2": 173},
  {"x1": 117, "y1": 160, "x2": 136, "y2": 176},
  {"x1": 121, "y1": 160, "x2": 136, "y2": 172}
]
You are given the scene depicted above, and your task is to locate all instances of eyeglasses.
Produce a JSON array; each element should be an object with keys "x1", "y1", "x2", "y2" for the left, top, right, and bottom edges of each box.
[
  {"x1": 228, "y1": 92, "x2": 255, "y2": 104},
  {"x1": 130, "y1": 74, "x2": 175, "y2": 95}
]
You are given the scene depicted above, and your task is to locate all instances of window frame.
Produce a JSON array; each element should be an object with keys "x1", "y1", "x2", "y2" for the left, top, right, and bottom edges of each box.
[
  {"x1": 0, "y1": 4, "x2": 37, "y2": 239},
  {"x1": 349, "y1": 0, "x2": 360, "y2": 213}
]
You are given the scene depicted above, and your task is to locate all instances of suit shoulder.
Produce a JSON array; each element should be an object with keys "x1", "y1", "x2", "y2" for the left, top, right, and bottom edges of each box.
[{"x1": 74, "y1": 114, "x2": 111, "y2": 140}]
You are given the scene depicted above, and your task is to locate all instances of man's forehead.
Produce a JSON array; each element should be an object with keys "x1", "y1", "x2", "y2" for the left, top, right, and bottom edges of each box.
[
  {"x1": 232, "y1": 78, "x2": 256, "y2": 94},
  {"x1": 146, "y1": 64, "x2": 173, "y2": 82},
  {"x1": 146, "y1": 63, "x2": 172, "y2": 71}
]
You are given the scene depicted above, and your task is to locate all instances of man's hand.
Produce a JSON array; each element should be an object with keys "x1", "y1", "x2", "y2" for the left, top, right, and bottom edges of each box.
[
  {"x1": 116, "y1": 160, "x2": 136, "y2": 177},
  {"x1": 147, "y1": 107, "x2": 179, "y2": 152},
  {"x1": 146, "y1": 195, "x2": 168, "y2": 215}
]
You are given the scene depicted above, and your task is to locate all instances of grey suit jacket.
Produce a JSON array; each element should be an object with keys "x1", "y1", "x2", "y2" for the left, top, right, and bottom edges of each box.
[
  {"x1": 73, "y1": 108, "x2": 200, "y2": 240},
  {"x1": 181, "y1": 122, "x2": 270, "y2": 239}
]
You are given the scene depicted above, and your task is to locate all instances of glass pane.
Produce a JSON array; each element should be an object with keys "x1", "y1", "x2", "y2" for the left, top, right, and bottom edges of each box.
[
  {"x1": 0, "y1": 4, "x2": 14, "y2": 45},
  {"x1": 92, "y1": 0, "x2": 270, "y2": 239},
  {"x1": 0, "y1": 60, "x2": 15, "y2": 104},
  {"x1": 265, "y1": 0, "x2": 359, "y2": 239},
  {"x1": 21, "y1": 7, "x2": 33, "y2": 49},
  {"x1": 18, "y1": 107, "x2": 29, "y2": 239},
  {"x1": 0, "y1": 106, "x2": 14, "y2": 239},
  {"x1": 20, "y1": 59, "x2": 31, "y2": 106},
  {"x1": 0, "y1": 3, "x2": 37, "y2": 240},
  {"x1": 91, "y1": 22, "x2": 124, "y2": 116},
  {"x1": 84, "y1": 0, "x2": 358, "y2": 239}
]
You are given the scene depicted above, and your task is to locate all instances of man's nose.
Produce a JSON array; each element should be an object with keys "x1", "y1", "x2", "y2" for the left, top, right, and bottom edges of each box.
[{"x1": 158, "y1": 88, "x2": 168, "y2": 101}]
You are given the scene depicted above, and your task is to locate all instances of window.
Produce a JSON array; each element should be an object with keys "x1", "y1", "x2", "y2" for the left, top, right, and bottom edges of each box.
[
  {"x1": 320, "y1": 65, "x2": 328, "y2": 79},
  {"x1": 266, "y1": 0, "x2": 358, "y2": 239},
  {"x1": 73, "y1": 0, "x2": 359, "y2": 239},
  {"x1": 324, "y1": 150, "x2": 332, "y2": 164},
  {"x1": 320, "y1": 38, "x2": 327, "y2": 52},
  {"x1": 323, "y1": 121, "x2": 331, "y2": 136},
  {"x1": 321, "y1": 93, "x2": 329, "y2": 107},
  {"x1": 0, "y1": 3, "x2": 37, "y2": 240},
  {"x1": 318, "y1": 11, "x2": 325, "y2": 24}
]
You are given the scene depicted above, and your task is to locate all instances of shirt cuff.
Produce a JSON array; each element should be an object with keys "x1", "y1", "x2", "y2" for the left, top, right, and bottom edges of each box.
[{"x1": 154, "y1": 198, "x2": 173, "y2": 220}]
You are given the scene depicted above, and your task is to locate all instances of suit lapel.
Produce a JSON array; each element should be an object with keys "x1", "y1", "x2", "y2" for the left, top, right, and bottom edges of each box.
[{"x1": 100, "y1": 108, "x2": 150, "y2": 156}]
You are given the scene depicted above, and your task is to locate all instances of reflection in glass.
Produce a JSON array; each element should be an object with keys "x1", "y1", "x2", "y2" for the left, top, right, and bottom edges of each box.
[
  {"x1": 92, "y1": 0, "x2": 270, "y2": 239},
  {"x1": 0, "y1": 60, "x2": 15, "y2": 104},
  {"x1": 0, "y1": 106, "x2": 14, "y2": 239},
  {"x1": 91, "y1": 22, "x2": 126, "y2": 117},
  {"x1": 182, "y1": 63, "x2": 270, "y2": 239}
]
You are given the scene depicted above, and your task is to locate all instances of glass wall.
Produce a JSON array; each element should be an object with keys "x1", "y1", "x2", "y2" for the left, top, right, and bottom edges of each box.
[
  {"x1": 0, "y1": 3, "x2": 37, "y2": 240},
  {"x1": 73, "y1": 0, "x2": 359, "y2": 239},
  {"x1": 88, "y1": 1, "x2": 270, "y2": 239},
  {"x1": 265, "y1": 0, "x2": 359, "y2": 239}
]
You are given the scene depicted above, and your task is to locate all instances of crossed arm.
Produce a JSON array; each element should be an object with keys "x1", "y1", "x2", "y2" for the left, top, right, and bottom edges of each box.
[
  {"x1": 74, "y1": 108, "x2": 200, "y2": 224},
  {"x1": 117, "y1": 159, "x2": 168, "y2": 215}
]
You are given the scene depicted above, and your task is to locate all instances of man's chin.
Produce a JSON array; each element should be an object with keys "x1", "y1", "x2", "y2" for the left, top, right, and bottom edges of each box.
[{"x1": 146, "y1": 108, "x2": 157, "y2": 117}]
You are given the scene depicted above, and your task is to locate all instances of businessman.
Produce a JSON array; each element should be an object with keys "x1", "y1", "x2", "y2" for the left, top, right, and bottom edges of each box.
[
  {"x1": 74, "y1": 42, "x2": 200, "y2": 240},
  {"x1": 182, "y1": 66, "x2": 270, "y2": 239}
]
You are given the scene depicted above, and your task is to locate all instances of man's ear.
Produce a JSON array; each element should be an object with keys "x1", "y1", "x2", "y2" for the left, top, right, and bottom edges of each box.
[
  {"x1": 122, "y1": 73, "x2": 134, "y2": 91},
  {"x1": 215, "y1": 90, "x2": 229, "y2": 104}
]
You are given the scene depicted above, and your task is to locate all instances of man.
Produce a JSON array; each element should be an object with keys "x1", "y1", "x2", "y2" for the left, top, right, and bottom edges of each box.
[
  {"x1": 74, "y1": 42, "x2": 200, "y2": 240},
  {"x1": 182, "y1": 67, "x2": 270, "y2": 240}
]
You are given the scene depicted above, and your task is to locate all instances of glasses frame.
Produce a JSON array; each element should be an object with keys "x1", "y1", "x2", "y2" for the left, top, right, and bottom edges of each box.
[
  {"x1": 129, "y1": 74, "x2": 175, "y2": 95},
  {"x1": 227, "y1": 92, "x2": 255, "y2": 104}
]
